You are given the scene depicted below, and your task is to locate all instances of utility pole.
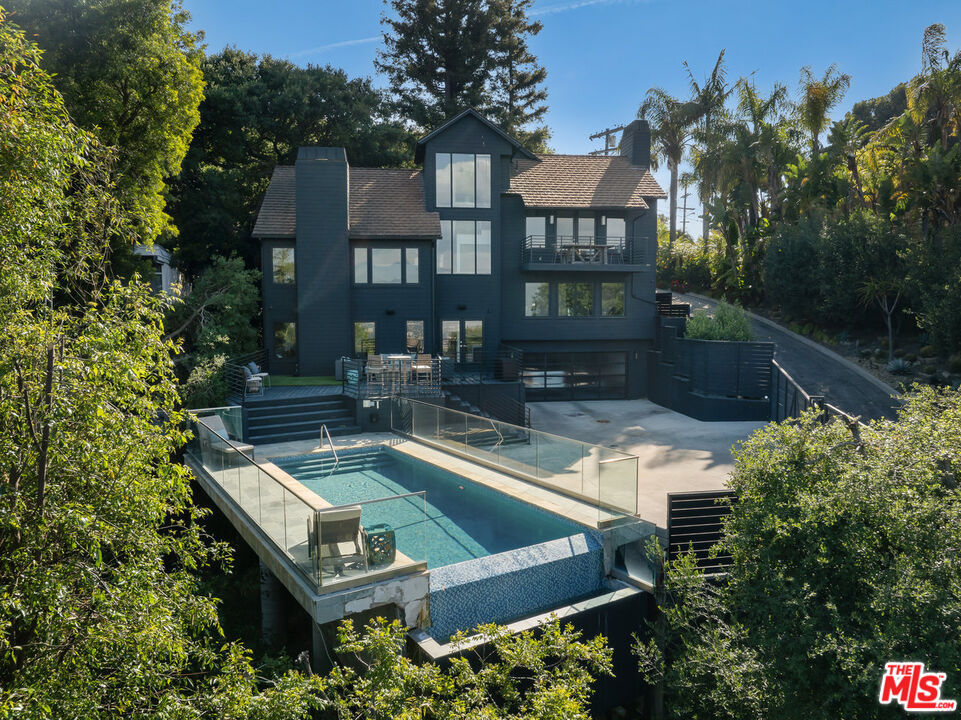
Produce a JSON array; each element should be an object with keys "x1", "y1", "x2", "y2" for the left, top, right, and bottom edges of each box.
[
  {"x1": 680, "y1": 186, "x2": 691, "y2": 236},
  {"x1": 588, "y1": 125, "x2": 626, "y2": 156}
]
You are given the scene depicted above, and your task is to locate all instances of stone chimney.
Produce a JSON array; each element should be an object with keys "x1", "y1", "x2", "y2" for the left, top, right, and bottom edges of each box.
[{"x1": 619, "y1": 119, "x2": 651, "y2": 168}]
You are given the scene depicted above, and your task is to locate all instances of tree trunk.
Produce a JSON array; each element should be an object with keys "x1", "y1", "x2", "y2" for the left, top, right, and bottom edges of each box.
[{"x1": 668, "y1": 163, "x2": 678, "y2": 251}]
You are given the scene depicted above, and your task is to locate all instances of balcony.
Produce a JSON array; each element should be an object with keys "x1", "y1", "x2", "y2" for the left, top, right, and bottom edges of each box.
[{"x1": 520, "y1": 235, "x2": 649, "y2": 272}]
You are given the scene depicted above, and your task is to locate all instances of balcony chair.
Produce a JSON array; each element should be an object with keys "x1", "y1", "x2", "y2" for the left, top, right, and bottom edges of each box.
[
  {"x1": 365, "y1": 355, "x2": 384, "y2": 395},
  {"x1": 308, "y1": 506, "x2": 369, "y2": 577},
  {"x1": 242, "y1": 366, "x2": 264, "y2": 396},
  {"x1": 246, "y1": 361, "x2": 270, "y2": 388},
  {"x1": 414, "y1": 353, "x2": 434, "y2": 387}
]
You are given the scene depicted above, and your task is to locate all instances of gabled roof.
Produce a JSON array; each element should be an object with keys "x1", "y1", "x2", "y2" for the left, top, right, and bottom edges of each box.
[
  {"x1": 251, "y1": 166, "x2": 441, "y2": 240},
  {"x1": 252, "y1": 166, "x2": 296, "y2": 238},
  {"x1": 414, "y1": 108, "x2": 538, "y2": 163},
  {"x1": 508, "y1": 154, "x2": 667, "y2": 209},
  {"x1": 349, "y1": 168, "x2": 440, "y2": 239}
]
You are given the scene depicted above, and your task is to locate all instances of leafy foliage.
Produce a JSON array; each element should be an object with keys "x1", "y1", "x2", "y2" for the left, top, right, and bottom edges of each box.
[
  {"x1": 7, "y1": 0, "x2": 204, "y2": 248},
  {"x1": 639, "y1": 387, "x2": 961, "y2": 719},
  {"x1": 684, "y1": 301, "x2": 754, "y2": 341},
  {"x1": 319, "y1": 617, "x2": 613, "y2": 719}
]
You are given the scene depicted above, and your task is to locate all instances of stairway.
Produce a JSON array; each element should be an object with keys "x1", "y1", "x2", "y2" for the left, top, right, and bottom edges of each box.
[{"x1": 244, "y1": 394, "x2": 360, "y2": 445}]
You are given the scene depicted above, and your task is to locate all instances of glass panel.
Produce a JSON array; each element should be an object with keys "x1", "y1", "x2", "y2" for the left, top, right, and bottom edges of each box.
[
  {"x1": 272, "y1": 247, "x2": 295, "y2": 284},
  {"x1": 435, "y1": 152, "x2": 451, "y2": 208},
  {"x1": 453, "y1": 220, "x2": 475, "y2": 274},
  {"x1": 525, "y1": 216, "x2": 545, "y2": 242},
  {"x1": 556, "y1": 216, "x2": 574, "y2": 243},
  {"x1": 601, "y1": 283, "x2": 625, "y2": 316},
  {"x1": 371, "y1": 248, "x2": 402, "y2": 284},
  {"x1": 476, "y1": 221, "x2": 491, "y2": 274},
  {"x1": 558, "y1": 283, "x2": 593, "y2": 317},
  {"x1": 405, "y1": 247, "x2": 419, "y2": 284},
  {"x1": 451, "y1": 153, "x2": 475, "y2": 207},
  {"x1": 406, "y1": 320, "x2": 425, "y2": 353},
  {"x1": 577, "y1": 214, "x2": 594, "y2": 241},
  {"x1": 537, "y1": 434, "x2": 584, "y2": 498},
  {"x1": 284, "y1": 488, "x2": 314, "y2": 582},
  {"x1": 475, "y1": 154, "x2": 491, "y2": 208},
  {"x1": 606, "y1": 217, "x2": 626, "y2": 244},
  {"x1": 273, "y1": 322, "x2": 297, "y2": 358},
  {"x1": 463, "y1": 321, "x2": 483, "y2": 363},
  {"x1": 354, "y1": 247, "x2": 368, "y2": 283},
  {"x1": 525, "y1": 282, "x2": 550, "y2": 317},
  {"x1": 437, "y1": 221, "x2": 452, "y2": 274},
  {"x1": 598, "y1": 454, "x2": 638, "y2": 524},
  {"x1": 441, "y1": 320, "x2": 459, "y2": 361},
  {"x1": 354, "y1": 322, "x2": 375, "y2": 355}
]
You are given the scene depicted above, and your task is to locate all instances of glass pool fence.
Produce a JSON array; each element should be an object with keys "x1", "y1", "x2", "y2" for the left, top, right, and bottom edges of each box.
[
  {"x1": 390, "y1": 397, "x2": 639, "y2": 526},
  {"x1": 187, "y1": 408, "x2": 428, "y2": 592}
]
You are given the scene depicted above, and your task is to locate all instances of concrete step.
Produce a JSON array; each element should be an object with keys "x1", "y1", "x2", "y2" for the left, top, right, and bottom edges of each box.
[
  {"x1": 244, "y1": 393, "x2": 345, "y2": 409},
  {"x1": 249, "y1": 424, "x2": 361, "y2": 445},
  {"x1": 249, "y1": 407, "x2": 353, "y2": 424},
  {"x1": 246, "y1": 399, "x2": 350, "y2": 417}
]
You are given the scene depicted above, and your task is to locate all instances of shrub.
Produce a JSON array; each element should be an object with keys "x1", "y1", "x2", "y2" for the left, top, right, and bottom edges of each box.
[
  {"x1": 887, "y1": 358, "x2": 911, "y2": 375},
  {"x1": 920, "y1": 345, "x2": 937, "y2": 358},
  {"x1": 893, "y1": 348, "x2": 905, "y2": 358},
  {"x1": 922, "y1": 363, "x2": 937, "y2": 374},
  {"x1": 950, "y1": 354, "x2": 961, "y2": 374},
  {"x1": 905, "y1": 353, "x2": 918, "y2": 362},
  {"x1": 684, "y1": 301, "x2": 754, "y2": 342},
  {"x1": 180, "y1": 354, "x2": 228, "y2": 408}
]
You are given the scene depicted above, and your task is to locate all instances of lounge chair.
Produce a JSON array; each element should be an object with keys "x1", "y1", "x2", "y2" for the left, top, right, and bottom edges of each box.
[
  {"x1": 197, "y1": 415, "x2": 255, "y2": 460},
  {"x1": 242, "y1": 366, "x2": 264, "y2": 396},
  {"x1": 246, "y1": 361, "x2": 271, "y2": 388},
  {"x1": 308, "y1": 506, "x2": 369, "y2": 577}
]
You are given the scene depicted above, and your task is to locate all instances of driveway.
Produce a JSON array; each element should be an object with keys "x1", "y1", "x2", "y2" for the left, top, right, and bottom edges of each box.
[
  {"x1": 529, "y1": 399, "x2": 765, "y2": 529},
  {"x1": 676, "y1": 293, "x2": 900, "y2": 421}
]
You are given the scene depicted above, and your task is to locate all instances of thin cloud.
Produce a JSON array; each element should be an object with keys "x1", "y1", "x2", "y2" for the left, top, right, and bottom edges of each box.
[
  {"x1": 530, "y1": 0, "x2": 617, "y2": 16},
  {"x1": 290, "y1": 35, "x2": 380, "y2": 58}
]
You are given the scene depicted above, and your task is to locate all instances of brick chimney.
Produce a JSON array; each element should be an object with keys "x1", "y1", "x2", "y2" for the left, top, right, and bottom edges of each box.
[{"x1": 619, "y1": 119, "x2": 651, "y2": 168}]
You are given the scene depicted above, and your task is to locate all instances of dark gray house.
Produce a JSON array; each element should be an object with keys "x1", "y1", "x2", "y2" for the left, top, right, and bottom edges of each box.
[{"x1": 252, "y1": 109, "x2": 665, "y2": 400}]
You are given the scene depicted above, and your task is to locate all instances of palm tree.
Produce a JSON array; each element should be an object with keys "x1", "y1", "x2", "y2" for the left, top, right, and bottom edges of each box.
[
  {"x1": 827, "y1": 115, "x2": 870, "y2": 208},
  {"x1": 797, "y1": 64, "x2": 851, "y2": 156},
  {"x1": 684, "y1": 50, "x2": 733, "y2": 248},
  {"x1": 639, "y1": 88, "x2": 695, "y2": 253}
]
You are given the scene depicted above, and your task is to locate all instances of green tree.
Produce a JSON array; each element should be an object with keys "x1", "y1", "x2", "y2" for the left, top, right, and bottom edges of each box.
[
  {"x1": 489, "y1": 0, "x2": 550, "y2": 151},
  {"x1": 639, "y1": 387, "x2": 961, "y2": 719},
  {"x1": 0, "y1": 15, "x2": 320, "y2": 716},
  {"x1": 168, "y1": 48, "x2": 415, "y2": 275},
  {"x1": 7, "y1": 0, "x2": 204, "y2": 248},
  {"x1": 376, "y1": 0, "x2": 498, "y2": 130},
  {"x1": 320, "y1": 617, "x2": 613, "y2": 719}
]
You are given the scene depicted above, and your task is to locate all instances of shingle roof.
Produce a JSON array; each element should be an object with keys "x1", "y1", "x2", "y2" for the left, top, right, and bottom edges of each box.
[
  {"x1": 348, "y1": 168, "x2": 440, "y2": 239},
  {"x1": 252, "y1": 166, "x2": 441, "y2": 240},
  {"x1": 508, "y1": 154, "x2": 667, "y2": 209},
  {"x1": 252, "y1": 166, "x2": 296, "y2": 237}
]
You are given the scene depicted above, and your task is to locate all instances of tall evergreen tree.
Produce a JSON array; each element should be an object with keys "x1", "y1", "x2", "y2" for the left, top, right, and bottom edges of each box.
[
  {"x1": 376, "y1": 0, "x2": 497, "y2": 130},
  {"x1": 489, "y1": 0, "x2": 550, "y2": 151}
]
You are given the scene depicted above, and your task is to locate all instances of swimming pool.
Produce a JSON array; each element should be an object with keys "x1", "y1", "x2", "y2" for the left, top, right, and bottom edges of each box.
[{"x1": 273, "y1": 447, "x2": 585, "y2": 569}]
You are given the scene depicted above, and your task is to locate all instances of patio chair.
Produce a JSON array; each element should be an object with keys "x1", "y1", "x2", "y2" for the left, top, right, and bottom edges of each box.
[
  {"x1": 308, "y1": 506, "x2": 368, "y2": 577},
  {"x1": 414, "y1": 354, "x2": 433, "y2": 386},
  {"x1": 366, "y1": 355, "x2": 384, "y2": 395},
  {"x1": 242, "y1": 366, "x2": 264, "y2": 396},
  {"x1": 197, "y1": 415, "x2": 255, "y2": 460},
  {"x1": 246, "y1": 361, "x2": 271, "y2": 388}
]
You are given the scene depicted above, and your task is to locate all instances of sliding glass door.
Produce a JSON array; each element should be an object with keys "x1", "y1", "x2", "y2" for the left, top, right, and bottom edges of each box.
[{"x1": 440, "y1": 319, "x2": 483, "y2": 363}]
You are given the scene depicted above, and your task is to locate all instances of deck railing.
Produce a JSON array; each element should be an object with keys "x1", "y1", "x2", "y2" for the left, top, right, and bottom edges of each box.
[
  {"x1": 521, "y1": 235, "x2": 645, "y2": 266},
  {"x1": 391, "y1": 396, "x2": 639, "y2": 527}
]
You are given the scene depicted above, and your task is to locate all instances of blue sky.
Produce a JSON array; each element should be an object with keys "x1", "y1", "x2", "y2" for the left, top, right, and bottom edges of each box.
[{"x1": 185, "y1": 0, "x2": 961, "y2": 235}]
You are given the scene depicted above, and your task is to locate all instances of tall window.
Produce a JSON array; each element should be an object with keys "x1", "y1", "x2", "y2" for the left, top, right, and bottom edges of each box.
[
  {"x1": 437, "y1": 220, "x2": 491, "y2": 275},
  {"x1": 405, "y1": 248, "x2": 419, "y2": 284},
  {"x1": 273, "y1": 322, "x2": 297, "y2": 358},
  {"x1": 272, "y1": 247, "x2": 295, "y2": 284},
  {"x1": 558, "y1": 283, "x2": 593, "y2": 317},
  {"x1": 371, "y1": 248, "x2": 402, "y2": 284},
  {"x1": 526, "y1": 216, "x2": 546, "y2": 245},
  {"x1": 435, "y1": 153, "x2": 491, "y2": 208},
  {"x1": 577, "y1": 215, "x2": 595, "y2": 242},
  {"x1": 354, "y1": 247, "x2": 368, "y2": 284},
  {"x1": 525, "y1": 282, "x2": 550, "y2": 316},
  {"x1": 606, "y1": 217, "x2": 626, "y2": 243},
  {"x1": 556, "y1": 216, "x2": 574, "y2": 242},
  {"x1": 601, "y1": 283, "x2": 625, "y2": 316},
  {"x1": 406, "y1": 320, "x2": 425, "y2": 353},
  {"x1": 354, "y1": 322, "x2": 375, "y2": 355}
]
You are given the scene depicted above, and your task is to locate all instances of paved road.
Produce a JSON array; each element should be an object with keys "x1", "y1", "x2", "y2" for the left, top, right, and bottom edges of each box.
[{"x1": 676, "y1": 293, "x2": 900, "y2": 422}]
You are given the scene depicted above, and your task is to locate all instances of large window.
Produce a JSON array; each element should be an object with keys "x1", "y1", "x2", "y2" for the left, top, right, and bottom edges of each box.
[
  {"x1": 354, "y1": 247, "x2": 420, "y2": 284},
  {"x1": 437, "y1": 220, "x2": 491, "y2": 275},
  {"x1": 272, "y1": 247, "x2": 295, "y2": 284},
  {"x1": 558, "y1": 283, "x2": 594, "y2": 317},
  {"x1": 406, "y1": 320, "x2": 425, "y2": 353},
  {"x1": 273, "y1": 322, "x2": 297, "y2": 358},
  {"x1": 577, "y1": 214, "x2": 595, "y2": 242},
  {"x1": 441, "y1": 320, "x2": 483, "y2": 362},
  {"x1": 435, "y1": 153, "x2": 491, "y2": 208},
  {"x1": 525, "y1": 282, "x2": 550, "y2": 317},
  {"x1": 354, "y1": 322, "x2": 375, "y2": 355},
  {"x1": 526, "y1": 216, "x2": 546, "y2": 246},
  {"x1": 602, "y1": 283, "x2": 625, "y2": 316},
  {"x1": 556, "y1": 216, "x2": 574, "y2": 242},
  {"x1": 605, "y1": 217, "x2": 626, "y2": 242}
]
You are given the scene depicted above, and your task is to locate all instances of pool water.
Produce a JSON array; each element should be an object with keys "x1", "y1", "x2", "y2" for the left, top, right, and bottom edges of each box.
[{"x1": 273, "y1": 447, "x2": 583, "y2": 569}]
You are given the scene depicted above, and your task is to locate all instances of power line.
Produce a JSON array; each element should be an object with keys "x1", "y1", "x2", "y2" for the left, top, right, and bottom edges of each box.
[{"x1": 588, "y1": 125, "x2": 626, "y2": 156}]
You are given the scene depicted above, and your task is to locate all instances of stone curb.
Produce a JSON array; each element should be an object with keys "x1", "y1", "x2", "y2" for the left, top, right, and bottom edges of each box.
[{"x1": 680, "y1": 291, "x2": 899, "y2": 399}]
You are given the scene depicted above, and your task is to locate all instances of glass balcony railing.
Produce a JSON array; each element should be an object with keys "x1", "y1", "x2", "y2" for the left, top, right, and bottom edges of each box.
[
  {"x1": 391, "y1": 397, "x2": 639, "y2": 527},
  {"x1": 186, "y1": 408, "x2": 428, "y2": 592},
  {"x1": 521, "y1": 235, "x2": 644, "y2": 266}
]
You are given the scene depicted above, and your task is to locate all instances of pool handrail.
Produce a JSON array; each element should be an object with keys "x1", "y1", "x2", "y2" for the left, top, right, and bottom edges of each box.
[{"x1": 320, "y1": 423, "x2": 339, "y2": 477}]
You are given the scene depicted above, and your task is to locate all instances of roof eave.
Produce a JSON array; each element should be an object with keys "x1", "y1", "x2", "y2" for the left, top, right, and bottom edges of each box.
[{"x1": 414, "y1": 108, "x2": 537, "y2": 162}]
